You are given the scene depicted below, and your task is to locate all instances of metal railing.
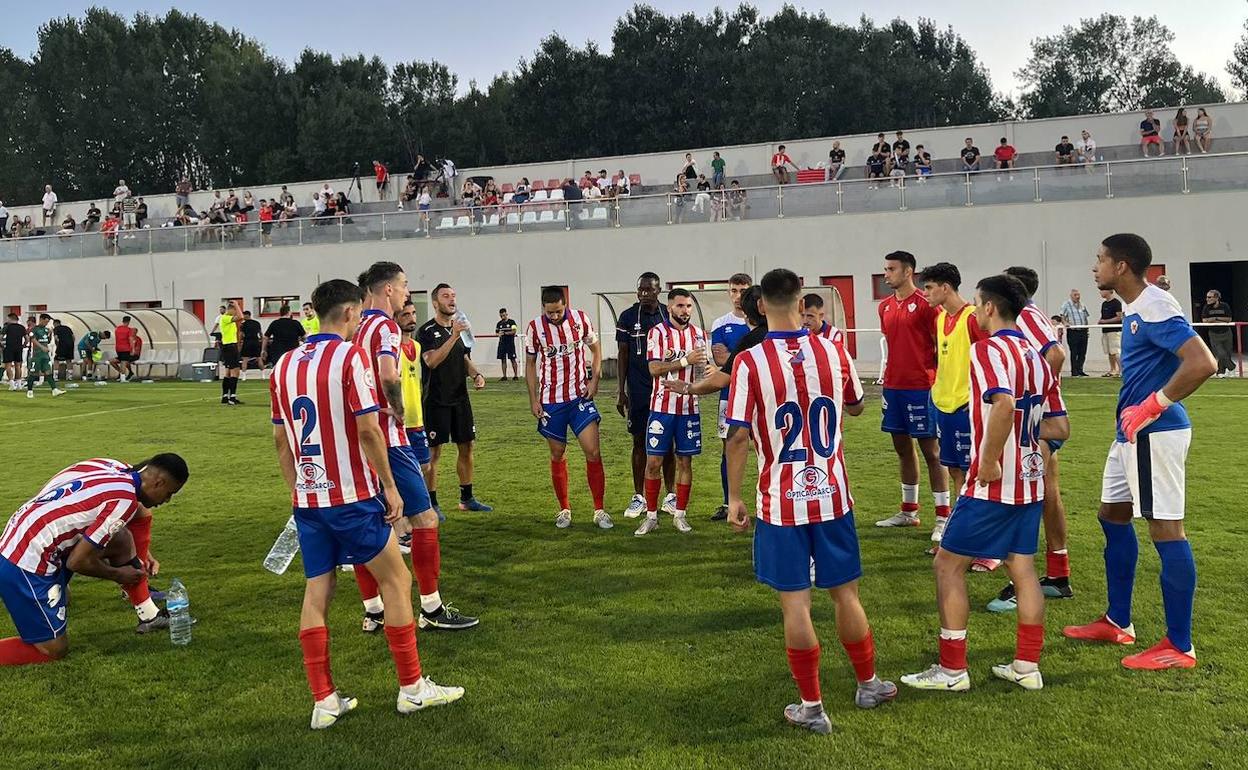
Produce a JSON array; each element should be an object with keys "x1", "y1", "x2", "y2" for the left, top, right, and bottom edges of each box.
[{"x1": 3, "y1": 151, "x2": 1247, "y2": 262}]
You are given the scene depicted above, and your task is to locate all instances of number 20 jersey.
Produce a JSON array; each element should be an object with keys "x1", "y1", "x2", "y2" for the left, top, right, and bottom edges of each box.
[{"x1": 725, "y1": 329, "x2": 864, "y2": 526}]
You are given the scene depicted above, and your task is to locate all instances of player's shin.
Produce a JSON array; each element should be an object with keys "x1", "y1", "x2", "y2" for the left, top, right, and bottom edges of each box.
[
  {"x1": 1154, "y1": 539, "x2": 1196, "y2": 654},
  {"x1": 298, "y1": 626, "x2": 335, "y2": 701},
  {"x1": 0, "y1": 636, "x2": 58, "y2": 665},
  {"x1": 383, "y1": 623, "x2": 423, "y2": 687},
  {"x1": 551, "y1": 459, "x2": 570, "y2": 510},
  {"x1": 643, "y1": 476, "x2": 661, "y2": 517},
  {"x1": 586, "y1": 458, "x2": 605, "y2": 510},
  {"x1": 410, "y1": 529, "x2": 442, "y2": 614},
  {"x1": 1100, "y1": 517, "x2": 1138, "y2": 629},
  {"x1": 354, "y1": 564, "x2": 384, "y2": 614}
]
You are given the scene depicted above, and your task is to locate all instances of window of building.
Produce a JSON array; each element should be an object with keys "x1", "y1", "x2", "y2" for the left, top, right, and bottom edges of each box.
[
  {"x1": 121, "y1": 300, "x2": 162, "y2": 309},
  {"x1": 259, "y1": 295, "x2": 299, "y2": 317},
  {"x1": 28, "y1": 304, "x2": 47, "y2": 312}
]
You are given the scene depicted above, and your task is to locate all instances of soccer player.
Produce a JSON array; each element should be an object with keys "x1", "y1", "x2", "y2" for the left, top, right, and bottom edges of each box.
[
  {"x1": 217, "y1": 302, "x2": 243, "y2": 404},
  {"x1": 709, "y1": 273, "x2": 753, "y2": 521},
  {"x1": 52, "y1": 319, "x2": 75, "y2": 382},
  {"x1": 351, "y1": 263, "x2": 477, "y2": 632},
  {"x1": 634, "y1": 288, "x2": 707, "y2": 536},
  {"x1": 25, "y1": 314, "x2": 65, "y2": 399},
  {"x1": 3, "y1": 312, "x2": 25, "y2": 390},
  {"x1": 419, "y1": 283, "x2": 493, "y2": 513},
  {"x1": 270, "y1": 278, "x2": 463, "y2": 729},
  {"x1": 110, "y1": 315, "x2": 137, "y2": 382},
  {"x1": 724, "y1": 269, "x2": 896, "y2": 734},
  {"x1": 262, "y1": 304, "x2": 305, "y2": 370},
  {"x1": 525, "y1": 286, "x2": 610, "y2": 529},
  {"x1": 398, "y1": 300, "x2": 431, "y2": 478},
  {"x1": 875, "y1": 251, "x2": 949, "y2": 530},
  {"x1": 901, "y1": 275, "x2": 1067, "y2": 693},
  {"x1": 917, "y1": 263, "x2": 985, "y2": 555},
  {"x1": 616, "y1": 272, "x2": 677, "y2": 519},
  {"x1": 238, "y1": 310, "x2": 264, "y2": 378},
  {"x1": 801, "y1": 293, "x2": 845, "y2": 345},
  {"x1": 1064, "y1": 234, "x2": 1217, "y2": 670},
  {"x1": 300, "y1": 301, "x2": 320, "y2": 336},
  {"x1": 495, "y1": 308, "x2": 519, "y2": 381},
  {"x1": 78, "y1": 329, "x2": 109, "y2": 381},
  {"x1": 0, "y1": 454, "x2": 188, "y2": 664}
]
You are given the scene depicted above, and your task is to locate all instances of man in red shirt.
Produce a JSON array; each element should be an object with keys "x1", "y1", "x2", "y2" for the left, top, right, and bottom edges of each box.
[
  {"x1": 101, "y1": 212, "x2": 121, "y2": 255},
  {"x1": 373, "y1": 160, "x2": 389, "y2": 199},
  {"x1": 993, "y1": 138, "x2": 1017, "y2": 173},
  {"x1": 771, "y1": 145, "x2": 798, "y2": 185},
  {"x1": 110, "y1": 315, "x2": 136, "y2": 382},
  {"x1": 258, "y1": 199, "x2": 274, "y2": 248},
  {"x1": 875, "y1": 251, "x2": 949, "y2": 532}
]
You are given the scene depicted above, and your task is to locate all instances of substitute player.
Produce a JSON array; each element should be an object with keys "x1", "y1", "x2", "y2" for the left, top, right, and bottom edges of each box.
[
  {"x1": 525, "y1": 286, "x2": 610, "y2": 529},
  {"x1": 398, "y1": 300, "x2": 432, "y2": 480},
  {"x1": 635, "y1": 288, "x2": 707, "y2": 536},
  {"x1": 1064, "y1": 234, "x2": 1216, "y2": 670},
  {"x1": 270, "y1": 278, "x2": 463, "y2": 729},
  {"x1": 25, "y1": 314, "x2": 65, "y2": 399},
  {"x1": 110, "y1": 315, "x2": 137, "y2": 382},
  {"x1": 901, "y1": 274, "x2": 1067, "y2": 693},
  {"x1": 52, "y1": 319, "x2": 75, "y2": 383},
  {"x1": 875, "y1": 252, "x2": 950, "y2": 530},
  {"x1": 351, "y1": 263, "x2": 477, "y2": 632},
  {"x1": 217, "y1": 302, "x2": 243, "y2": 404},
  {"x1": 0, "y1": 454, "x2": 188, "y2": 665},
  {"x1": 725, "y1": 269, "x2": 896, "y2": 734},
  {"x1": 709, "y1": 273, "x2": 753, "y2": 521},
  {"x1": 801, "y1": 293, "x2": 845, "y2": 345}
]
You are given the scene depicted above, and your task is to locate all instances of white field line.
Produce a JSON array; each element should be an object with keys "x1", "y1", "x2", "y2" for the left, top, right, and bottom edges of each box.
[{"x1": 2, "y1": 396, "x2": 216, "y2": 426}]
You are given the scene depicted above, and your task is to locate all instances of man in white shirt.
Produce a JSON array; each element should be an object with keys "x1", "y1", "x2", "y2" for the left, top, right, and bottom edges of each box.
[
  {"x1": 113, "y1": 179, "x2": 132, "y2": 228},
  {"x1": 1076, "y1": 130, "x2": 1097, "y2": 167},
  {"x1": 596, "y1": 170, "x2": 610, "y2": 191},
  {"x1": 41, "y1": 185, "x2": 58, "y2": 226},
  {"x1": 312, "y1": 192, "x2": 327, "y2": 219},
  {"x1": 442, "y1": 159, "x2": 458, "y2": 202},
  {"x1": 320, "y1": 183, "x2": 334, "y2": 201}
]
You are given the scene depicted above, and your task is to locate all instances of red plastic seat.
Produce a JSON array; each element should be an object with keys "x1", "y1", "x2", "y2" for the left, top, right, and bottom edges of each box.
[
  {"x1": 531, "y1": 180, "x2": 546, "y2": 191},
  {"x1": 546, "y1": 179, "x2": 561, "y2": 190},
  {"x1": 501, "y1": 183, "x2": 514, "y2": 194},
  {"x1": 628, "y1": 174, "x2": 642, "y2": 186}
]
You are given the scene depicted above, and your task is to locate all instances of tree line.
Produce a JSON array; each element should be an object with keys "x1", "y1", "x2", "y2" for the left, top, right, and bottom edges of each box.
[{"x1": 0, "y1": 6, "x2": 1237, "y2": 206}]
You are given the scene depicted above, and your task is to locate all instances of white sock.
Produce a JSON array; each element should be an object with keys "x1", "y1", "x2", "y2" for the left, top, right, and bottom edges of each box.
[
  {"x1": 1012, "y1": 659, "x2": 1038, "y2": 674},
  {"x1": 135, "y1": 598, "x2": 159, "y2": 622},
  {"x1": 646, "y1": 511, "x2": 658, "y2": 520},
  {"x1": 933, "y1": 490, "x2": 950, "y2": 508},
  {"x1": 901, "y1": 483, "x2": 919, "y2": 505},
  {"x1": 363, "y1": 596, "x2": 384, "y2": 614},
  {"x1": 939, "y1": 627, "x2": 967, "y2": 641},
  {"x1": 314, "y1": 692, "x2": 341, "y2": 711},
  {"x1": 420, "y1": 591, "x2": 442, "y2": 614},
  {"x1": 675, "y1": 509, "x2": 686, "y2": 517},
  {"x1": 800, "y1": 699, "x2": 822, "y2": 710},
  {"x1": 401, "y1": 677, "x2": 428, "y2": 694}
]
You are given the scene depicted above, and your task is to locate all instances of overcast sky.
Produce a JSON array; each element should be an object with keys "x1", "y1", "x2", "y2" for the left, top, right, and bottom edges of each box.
[{"x1": 1, "y1": 1, "x2": 1242, "y2": 99}]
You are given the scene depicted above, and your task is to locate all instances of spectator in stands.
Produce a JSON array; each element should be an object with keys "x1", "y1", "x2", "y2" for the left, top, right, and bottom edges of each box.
[
  {"x1": 616, "y1": 170, "x2": 631, "y2": 195},
  {"x1": 710, "y1": 183, "x2": 728, "y2": 223},
  {"x1": 258, "y1": 199, "x2": 274, "y2": 247},
  {"x1": 101, "y1": 211, "x2": 121, "y2": 255},
  {"x1": 336, "y1": 192, "x2": 353, "y2": 221},
  {"x1": 889, "y1": 146, "x2": 908, "y2": 186},
  {"x1": 871, "y1": 133, "x2": 890, "y2": 156},
  {"x1": 771, "y1": 145, "x2": 798, "y2": 185},
  {"x1": 224, "y1": 189, "x2": 238, "y2": 212},
  {"x1": 400, "y1": 175, "x2": 418, "y2": 210},
  {"x1": 25, "y1": 216, "x2": 45, "y2": 237},
  {"x1": 41, "y1": 184, "x2": 57, "y2": 226},
  {"x1": 1154, "y1": 274, "x2": 1172, "y2": 292},
  {"x1": 960, "y1": 138, "x2": 981, "y2": 172},
  {"x1": 1076, "y1": 129, "x2": 1097, "y2": 167},
  {"x1": 209, "y1": 190, "x2": 225, "y2": 217},
  {"x1": 0, "y1": 200, "x2": 7, "y2": 236},
  {"x1": 596, "y1": 170, "x2": 611, "y2": 191},
  {"x1": 728, "y1": 180, "x2": 748, "y2": 220},
  {"x1": 1139, "y1": 109, "x2": 1163, "y2": 157},
  {"x1": 441, "y1": 158, "x2": 458, "y2": 201},
  {"x1": 481, "y1": 179, "x2": 501, "y2": 213},
  {"x1": 279, "y1": 185, "x2": 294, "y2": 209},
  {"x1": 416, "y1": 187, "x2": 432, "y2": 228},
  {"x1": 560, "y1": 178, "x2": 582, "y2": 229},
  {"x1": 311, "y1": 191, "x2": 327, "y2": 221},
  {"x1": 580, "y1": 170, "x2": 595, "y2": 189},
  {"x1": 671, "y1": 176, "x2": 688, "y2": 223},
  {"x1": 693, "y1": 174, "x2": 711, "y2": 214},
  {"x1": 1199, "y1": 289, "x2": 1235, "y2": 376},
  {"x1": 83, "y1": 202, "x2": 101, "y2": 231},
  {"x1": 461, "y1": 178, "x2": 481, "y2": 206},
  {"x1": 242, "y1": 191, "x2": 255, "y2": 212},
  {"x1": 1055, "y1": 135, "x2": 1075, "y2": 165},
  {"x1": 175, "y1": 177, "x2": 191, "y2": 209},
  {"x1": 1098, "y1": 288, "x2": 1124, "y2": 376},
  {"x1": 680, "y1": 153, "x2": 698, "y2": 185},
  {"x1": 134, "y1": 198, "x2": 148, "y2": 229},
  {"x1": 320, "y1": 182, "x2": 334, "y2": 202},
  {"x1": 993, "y1": 137, "x2": 1017, "y2": 175},
  {"x1": 827, "y1": 140, "x2": 845, "y2": 181},
  {"x1": 280, "y1": 197, "x2": 298, "y2": 224},
  {"x1": 374, "y1": 160, "x2": 389, "y2": 199},
  {"x1": 57, "y1": 213, "x2": 76, "y2": 236},
  {"x1": 866, "y1": 150, "x2": 887, "y2": 188},
  {"x1": 585, "y1": 180, "x2": 602, "y2": 200},
  {"x1": 1194, "y1": 107, "x2": 1213, "y2": 153},
  {"x1": 892, "y1": 131, "x2": 910, "y2": 165},
  {"x1": 1172, "y1": 108, "x2": 1191, "y2": 155},
  {"x1": 176, "y1": 205, "x2": 195, "y2": 228},
  {"x1": 513, "y1": 177, "x2": 531, "y2": 205},
  {"x1": 710, "y1": 151, "x2": 726, "y2": 187},
  {"x1": 913, "y1": 144, "x2": 932, "y2": 180}
]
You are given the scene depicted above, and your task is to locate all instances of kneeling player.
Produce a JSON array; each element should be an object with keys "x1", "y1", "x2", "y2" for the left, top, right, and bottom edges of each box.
[
  {"x1": 725, "y1": 269, "x2": 896, "y2": 734},
  {"x1": 525, "y1": 286, "x2": 610, "y2": 529},
  {"x1": 901, "y1": 275, "x2": 1068, "y2": 693}
]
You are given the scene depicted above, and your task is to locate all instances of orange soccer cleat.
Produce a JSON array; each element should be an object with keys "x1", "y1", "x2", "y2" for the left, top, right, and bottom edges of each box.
[
  {"x1": 1062, "y1": 615, "x2": 1137, "y2": 645},
  {"x1": 1121, "y1": 638, "x2": 1196, "y2": 671}
]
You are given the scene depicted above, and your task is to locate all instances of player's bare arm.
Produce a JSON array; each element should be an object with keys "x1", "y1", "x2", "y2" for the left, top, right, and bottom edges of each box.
[
  {"x1": 376, "y1": 353, "x2": 405, "y2": 423},
  {"x1": 355, "y1": 411, "x2": 406, "y2": 525},
  {"x1": 1156, "y1": 336, "x2": 1218, "y2": 404},
  {"x1": 615, "y1": 341, "x2": 630, "y2": 416},
  {"x1": 525, "y1": 353, "x2": 542, "y2": 417},
  {"x1": 648, "y1": 347, "x2": 706, "y2": 378},
  {"x1": 977, "y1": 392, "x2": 1015, "y2": 485},
  {"x1": 465, "y1": 354, "x2": 486, "y2": 390},
  {"x1": 587, "y1": 336, "x2": 602, "y2": 399},
  {"x1": 1044, "y1": 344, "x2": 1066, "y2": 379},
  {"x1": 682, "y1": 369, "x2": 729, "y2": 397},
  {"x1": 65, "y1": 537, "x2": 145, "y2": 586},
  {"x1": 1039, "y1": 414, "x2": 1071, "y2": 441},
  {"x1": 711, "y1": 343, "x2": 729, "y2": 366},
  {"x1": 724, "y1": 424, "x2": 751, "y2": 532},
  {"x1": 274, "y1": 424, "x2": 297, "y2": 491}
]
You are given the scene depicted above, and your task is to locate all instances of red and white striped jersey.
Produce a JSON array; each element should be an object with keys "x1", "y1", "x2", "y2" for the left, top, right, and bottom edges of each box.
[
  {"x1": 0, "y1": 466, "x2": 141, "y2": 575},
  {"x1": 525, "y1": 309, "x2": 597, "y2": 404},
  {"x1": 356, "y1": 310, "x2": 408, "y2": 448},
  {"x1": 270, "y1": 334, "x2": 381, "y2": 508},
  {"x1": 814, "y1": 321, "x2": 845, "y2": 347},
  {"x1": 725, "y1": 329, "x2": 864, "y2": 526},
  {"x1": 647, "y1": 321, "x2": 708, "y2": 415},
  {"x1": 964, "y1": 330, "x2": 1054, "y2": 504},
  {"x1": 1016, "y1": 303, "x2": 1067, "y2": 417}
]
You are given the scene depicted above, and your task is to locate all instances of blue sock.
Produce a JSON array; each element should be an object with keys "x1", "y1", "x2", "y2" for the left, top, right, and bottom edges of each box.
[
  {"x1": 1100, "y1": 518, "x2": 1138, "y2": 629},
  {"x1": 1154, "y1": 539, "x2": 1196, "y2": 653},
  {"x1": 719, "y1": 453, "x2": 729, "y2": 505}
]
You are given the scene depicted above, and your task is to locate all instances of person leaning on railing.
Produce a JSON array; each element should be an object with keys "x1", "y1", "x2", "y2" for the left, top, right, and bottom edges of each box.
[{"x1": 728, "y1": 180, "x2": 748, "y2": 220}]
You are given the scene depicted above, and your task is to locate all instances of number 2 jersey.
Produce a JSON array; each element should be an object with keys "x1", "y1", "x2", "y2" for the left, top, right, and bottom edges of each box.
[{"x1": 725, "y1": 328, "x2": 864, "y2": 526}]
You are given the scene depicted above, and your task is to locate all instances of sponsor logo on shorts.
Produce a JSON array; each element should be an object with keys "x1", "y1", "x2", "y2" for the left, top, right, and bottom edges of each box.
[
  {"x1": 56, "y1": 606, "x2": 67, "y2": 621},
  {"x1": 786, "y1": 466, "x2": 837, "y2": 502},
  {"x1": 648, "y1": 419, "x2": 665, "y2": 435},
  {"x1": 649, "y1": 437, "x2": 659, "y2": 448},
  {"x1": 46, "y1": 585, "x2": 62, "y2": 608}
]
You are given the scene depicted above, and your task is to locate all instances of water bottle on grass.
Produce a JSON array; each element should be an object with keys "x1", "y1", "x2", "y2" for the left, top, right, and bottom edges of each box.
[
  {"x1": 167, "y1": 578, "x2": 193, "y2": 646},
  {"x1": 263, "y1": 516, "x2": 300, "y2": 575}
]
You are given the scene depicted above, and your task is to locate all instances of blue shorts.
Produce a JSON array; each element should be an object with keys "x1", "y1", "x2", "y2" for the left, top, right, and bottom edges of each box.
[
  {"x1": 0, "y1": 557, "x2": 69, "y2": 643},
  {"x1": 1046, "y1": 438, "x2": 1065, "y2": 454},
  {"x1": 293, "y1": 496, "x2": 391, "y2": 578},
  {"x1": 646, "y1": 411, "x2": 702, "y2": 456},
  {"x1": 389, "y1": 445, "x2": 433, "y2": 516},
  {"x1": 538, "y1": 397, "x2": 601, "y2": 442},
  {"x1": 940, "y1": 496, "x2": 1044, "y2": 560},
  {"x1": 936, "y1": 406, "x2": 972, "y2": 470},
  {"x1": 881, "y1": 388, "x2": 936, "y2": 437},
  {"x1": 753, "y1": 513, "x2": 862, "y2": 591},
  {"x1": 406, "y1": 429, "x2": 431, "y2": 466}
]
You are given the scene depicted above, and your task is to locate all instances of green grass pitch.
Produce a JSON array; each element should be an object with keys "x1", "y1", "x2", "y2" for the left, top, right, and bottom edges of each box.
[{"x1": 1, "y1": 376, "x2": 1246, "y2": 769}]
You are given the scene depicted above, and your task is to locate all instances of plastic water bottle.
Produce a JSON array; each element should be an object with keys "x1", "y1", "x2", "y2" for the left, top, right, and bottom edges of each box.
[
  {"x1": 166, "y1": 578, "x2": 193, "y2": 646},
  {"x1": 263, "y1": 516, "x2": 301, "y2": 575},
  {"x1": 455, "y1": 310, "x2": 475, "y2": 350}
]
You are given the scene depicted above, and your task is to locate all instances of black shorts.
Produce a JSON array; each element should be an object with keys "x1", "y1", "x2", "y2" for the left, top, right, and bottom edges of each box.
[
  {"x1": 626, "y1": 385, "x2": 654, "y2": 437},
  {"x1": 425, "y1": 398, "x2": 476, "y2": 447},
  {"x1": 116, "y1": 351, "x2": 138, "y2": 362},
  {"x1": 54, "y1": 348, "x2": 74, "y2": 362},
  {"x1": 220, "y1": 343, "x2": 241, "y2": 369},
  {"x1": 241, "y1": 342, "x2": 262, "y2": 360},
  {"x1": 3, "y1": 348, "x2": 21, "y2": 365}
]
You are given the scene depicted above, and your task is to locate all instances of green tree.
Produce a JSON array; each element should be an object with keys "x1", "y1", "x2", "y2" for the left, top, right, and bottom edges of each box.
[{"x1": 1230, "y1": 17, "x2": 1248, "y2": 96}]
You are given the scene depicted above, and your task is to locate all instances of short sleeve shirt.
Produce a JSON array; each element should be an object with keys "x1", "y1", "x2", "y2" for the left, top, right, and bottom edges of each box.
[{"x1": 418, "y1": 319, "x2": 468, "y2": 406}]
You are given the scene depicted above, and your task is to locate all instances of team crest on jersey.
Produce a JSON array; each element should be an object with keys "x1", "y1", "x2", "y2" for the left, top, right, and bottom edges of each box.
[
  {"x1": 908, "y1": 302, "x2": 916, "y2": 312},
  {"x1": 1130, "y1": 320, "x2": 1139, "y2": 335},
  {"x1": 1020, "y1": 452, "x2": 1045, "y2": 480},
  {"x1": 788, "y1": 349, "x2": 806, "y2": 366},
  {"x1": 786, "y1": 466, "x2": 836, "y2": 501}
]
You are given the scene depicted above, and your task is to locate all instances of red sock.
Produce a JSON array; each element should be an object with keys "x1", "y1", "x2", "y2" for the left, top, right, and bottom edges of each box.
[
  {"x1": 939, "y1": 635, "x2": 968, "y2": 671},
  {"x1": 354, "y1": 563, "x2": 380, "y2": 602},
  {"x1": 644, "y1": 476, "x2": 661, "y2": 513},
  {"x1": 840, "y1": 629, "x2": 876, "y2": 683},
  {"x1": 586, "y1": 459, "x2": 605, "y2": 510},
  {"x1": 935, "y1": 505, "x2": 951, "y2": 520},
  {"x1": 551, "y1": 459, "x2": 570, "y2": 509},
  {"x1": 785, "y1": 646, "x2": 822, "y2": 703},
  {"x1": 675, "y1": 482, "x2": 691, "y2": 512},
  {"x1": 1045, "y1": 550, "x2": 1070, "y2": 579},
  {"x1": 0, "y1": 636, "x2": 56, "y2": 665},
  {"x1": 901, "y1": 501, "x2": 920, "y2": 513},
  {"x1": 123, "y1": 576, "x2": 150, "y2": 606},
  {"x1": 1016, "y1": 623, "x2": 1044, "y2": 664},
  {"x1": 410, "y1": 529, "x2": 440, "y2": 597},
  {"x1": 383, "y1": 622, "x2": 422, "y2": 687},
  {"x1": 298, "y1": 626, "x2": 334, "y2": 701}
]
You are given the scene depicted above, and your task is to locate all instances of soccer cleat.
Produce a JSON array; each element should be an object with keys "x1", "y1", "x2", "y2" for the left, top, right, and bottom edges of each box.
[
  {"x1": 398, "y1": 532, "x2": 412, "y2": 555},
  {"x1": 396, "y1": 676, "x2": 465, "y2": 714},
  {"x1": 220, "y1": 397, "x2": 231, "y2": 405},
  {"x1": 992, "y1": 663, "x2": 1044, "y2": 690},
  {"x1": 710, "y1": 505, "x2": 728, "y2": 521},
  {"x1": 661, "y1": 493, "x2": 677, "y2": 515},
  {"x1": 230, "y1": 397, "x2": 244, "y2": 405},
  {"x1": 311, "y1": 691, "x2": 358, "y2": 730},
  {"x1": 900, "y1": 664, "x2": 971, "y2": 692},
  {"x1": 971, "y1": 558, "x2": 1002, "y2": 572},
  {"x1": 419, "y1": 604, "x2": 479, "y2": 631},
  {"x1": 783, "y1": 702, "x2": 833, "y2": 735},
  {"x1": 1121, "y1": 638, "x2": 1196, "y2": 670},
  {"x1": 634, "y1": 517, "x2": 658, "y2": 537},
  {"x1": 52, "y1": 388, "x2": 66, "y2": 397},
  {"x1": 673, "y1": 512, "x2": 692, "y2": 533},
  {"x1": 987, "y1": 582, "x2": 1017, "y2": 613},
  {"x1": 930, "y1": 516, "x2": 948, "y2": 543},
  {"x1": 362, "y1": 610, "x2": 385, "y2": 633},
  {"x1": 1063, "y1": 615, "x2": 1136, "y2": 645},
  {"x1": 26, "y1": 391, "x2": 33, "y2": 399},
  {"x1": 555, "y1": 509, "x2": 572, "y2": 529},
  {"x1": 1039, "y1": 576, "x2": 1074, "y2": 599},
  {"x1": 875, "y1": 511, "x2": 920, "y2": 528},
  {"x1": 854, "y1": 677, "x2": 899, "y2": 709},
  {"x1": 135, "y1": 608, "x2": 170, "y2": 635},
  {"x1": 623, "y1": 494, "x2": 645, "y2": 519},
  {"x1": 593, "y1": 510, "x2": 613, "y2": 529},
  {"x1": 458, "y1": 498, "x2": 493, "y2": 512}
]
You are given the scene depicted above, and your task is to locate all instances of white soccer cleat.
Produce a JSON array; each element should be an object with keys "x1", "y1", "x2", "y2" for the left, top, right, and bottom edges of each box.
[
  {"x1": 593, "y1": 510, "x2": 613, "y2": 529},
  {"x1": 397, "y1": 676, "x2": 465, "y2": 714},
  {"x1": 623, "y1": 494, "x2": 645, "y2": 519},
  {"x1": 634, "y1": 517, "x2": 658, "y2": 537},
  {"x1": 555, "y1": 509, "x2": 572, "y2": 529},
  {"x1": 900, "y1": 664, "x2": 971, "y2": 692},
  {"x1": 26, "y1": 390, "x2": 33, "y2": 399},
  {"x1": 673, "y1": 512, "x2": 692, "y2": 533},
  {"x1": 52, "y1": 388, "x2": 66, "y2": 397},
  {"x1": 930, "y1": 516, "x2": 948, "y2": 543},
  {"x1": 310, "y1": 691, "x2": 358, "y2": 730},
  {"x1": 661, "y1": 493, "x2": 677, "y2": 515},
  {"x1": 875, "y1": 511, "x2": 920, "y2": 528},
  {"x1": 991, "y1": 663, "x2": 1044, "y2": 691}
]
